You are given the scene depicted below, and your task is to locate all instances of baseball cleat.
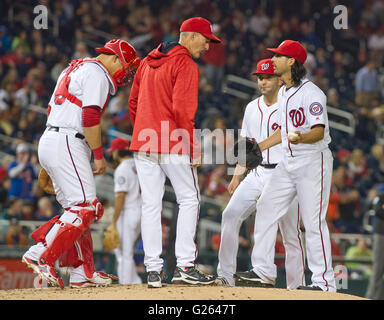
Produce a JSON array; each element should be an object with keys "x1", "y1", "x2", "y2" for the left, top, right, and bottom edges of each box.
[
  {"x1": 22, "y1": 255, "x2": 64, "y2": 289},
  {"x1": 96, "y1": 271, "x2": 119, "y2": 282},
  {"x1": 234, "y1": 270, "x2": 275, "y2": 288},
  {"x1": 147, "y1": 271, "x2": 167, "y2": 288},
  {"x1": 171, "y1": 267, "x2": 216, "y2": 285},
  {"x1": 70, "y1": 272, "x2": 113, "y2": 288}
]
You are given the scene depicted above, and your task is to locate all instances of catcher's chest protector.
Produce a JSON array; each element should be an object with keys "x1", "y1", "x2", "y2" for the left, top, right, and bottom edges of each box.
[{"x1": 54, "y1": 58, "x2": 102, "y2": 108}]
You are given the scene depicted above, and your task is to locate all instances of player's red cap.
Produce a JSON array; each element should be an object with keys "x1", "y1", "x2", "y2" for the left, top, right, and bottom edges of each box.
[
  {"x1": 95, "y1": 39, "x2": 140, "y2": 71},
  {"x1": 107, "y1": 137, "x2": 130, "y2": 152},
  {"x1": 267, "y1": 40, "x2": 307, "y2": 64},
  {"x1": 252, "y1": 59, "x2": 275, "y2": 75},
  {"x1": 180, "y1": 17, "x2": 221, "y2": 43},
  {"x1": 95, "y1": 39, "x2": 140, "y2": 86}
]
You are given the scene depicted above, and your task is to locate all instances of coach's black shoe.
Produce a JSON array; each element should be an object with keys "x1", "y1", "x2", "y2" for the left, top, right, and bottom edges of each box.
[
  {"x1": 171, "y1": 266, "x2": 216, "y2": 285},
  {"x1": 234, "y1": 270, "x2": 275, "y2": 287},
  {"x1": 147, "y1": 271, "x2": 167, "y2": 288},
  {"x1": 297, "y1": 285, "x2": 323, "y2": 291}
]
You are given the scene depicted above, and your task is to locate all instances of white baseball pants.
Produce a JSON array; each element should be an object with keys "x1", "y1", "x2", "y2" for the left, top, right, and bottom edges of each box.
[
  {"x1": 38, "y1": 129, "x2": 96, "y2": 208},
  {"x1": 252, "y1": 149, "x2": 336, "y2": 291},
  {"x1": 134, "y1": 153, "x2": 200, "y2": 272},
  {"x1": 114, "y1": 203, "x2": 142, "y2": 284},
  {"x1": 217, "y1": 166, "x2": 305, "y2": 288}
]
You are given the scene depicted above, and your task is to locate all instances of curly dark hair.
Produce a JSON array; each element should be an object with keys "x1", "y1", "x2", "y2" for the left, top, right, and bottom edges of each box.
[{"x1": 291, "y1": 60, "x2": 307, "y2": 87}]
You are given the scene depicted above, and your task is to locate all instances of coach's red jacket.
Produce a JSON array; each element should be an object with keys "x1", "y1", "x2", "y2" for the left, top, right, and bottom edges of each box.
[{"x1": 128, "y1": 42, "x2": 201, "y2": 159}]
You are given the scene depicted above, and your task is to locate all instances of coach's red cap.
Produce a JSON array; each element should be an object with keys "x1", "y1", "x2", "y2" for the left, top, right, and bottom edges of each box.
[
  {"x1": 252, "y1": 59, "x2": 275, "y2": 75},
  {"x1": 267, "y1": 40, "x2": 307, "y2": 64},
  {"x1": 107, "y1": 137, "x2": 130, "y2": 152},
  {"x1": 180, "y1": 17, "x2": 221, "y2": 43}
]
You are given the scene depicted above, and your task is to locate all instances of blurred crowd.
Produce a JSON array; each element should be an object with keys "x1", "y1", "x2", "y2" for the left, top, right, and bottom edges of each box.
[{"x1": 0, "y1": 0, "x2": 384, "y2": 275}]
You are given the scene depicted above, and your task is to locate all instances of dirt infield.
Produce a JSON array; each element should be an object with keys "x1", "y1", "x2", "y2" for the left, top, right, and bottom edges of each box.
[{"x1": 0, "y1": 284, "x2": 366, "y2": 300}]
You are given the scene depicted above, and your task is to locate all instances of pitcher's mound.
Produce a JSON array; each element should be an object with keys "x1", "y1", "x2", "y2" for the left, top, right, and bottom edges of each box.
[{"x1": 0, "y1": 284, "x2": 366, "y2": 300}]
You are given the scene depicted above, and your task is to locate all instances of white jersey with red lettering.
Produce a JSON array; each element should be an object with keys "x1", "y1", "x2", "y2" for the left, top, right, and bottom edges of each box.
[
  {"x1": 217, "y1": 95, "x2": 305, "y2": 288},
  {"x1": 47, "y1": 60, "x2": 116, "y2": 134},
  {"x1": 278, "y1": 78, "x2": 331, "y2": 157},
  {"x1": 251, "y1": 79, "x2": 336, "y2": 292},
  {"x1": 241, "y1": 96, "x2": 281, "y2": 165},
  {"x1": 39, "y1": 59, "x2": 117, "y2": 208},
  {"x1": 113, "y1": 158, "x2": 142, "y2": 284}
]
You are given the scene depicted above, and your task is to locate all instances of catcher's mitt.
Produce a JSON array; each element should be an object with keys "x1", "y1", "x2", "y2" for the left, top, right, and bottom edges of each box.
[
  {"x1": 233, "y1": 137, "x2": 263, "y2": 170},
  {"x1": 38, "y1": 168, "x2": 55, "y2": 194},
  {"x1": 103, "y1": 225, "x2": 120, "y2": 251}
]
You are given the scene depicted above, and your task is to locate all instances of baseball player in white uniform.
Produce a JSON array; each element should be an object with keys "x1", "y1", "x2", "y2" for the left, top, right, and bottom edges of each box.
[
  {"x1": 216, "y1": 59, "x2": 305, "y2": 289},
  {"x1": 107, "y1": 137, "x2": 142, "y2": 285},
  {"x1": 22, "y1": 39, "x2": 140, "y2": 288},
  {"x1": 236, "y1": 40, "x2": 336, "y2": 291}
]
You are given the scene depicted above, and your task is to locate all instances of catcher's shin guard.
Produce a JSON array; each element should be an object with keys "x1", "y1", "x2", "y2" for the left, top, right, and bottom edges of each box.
[
  {"x1": 39, "y1": 208, "x2": 95, "y2": 267},
  {"x1": 59, "y1": 228, "x2": 95, "y2": 280},
  {"x1": 58, "y1": 242, "x2": 83, "y2": 270},
  {"x1": 78, "y1": 228, "x2": 96, "y2": 279},
  {"x1": 31, "y1": 215, "x2": 60, "y2": 246}
]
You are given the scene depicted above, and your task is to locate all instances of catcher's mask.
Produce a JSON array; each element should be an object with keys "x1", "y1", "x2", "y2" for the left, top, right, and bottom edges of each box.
[{"x1": 95, "y1": 39, "x2": 140, "y2": 86}]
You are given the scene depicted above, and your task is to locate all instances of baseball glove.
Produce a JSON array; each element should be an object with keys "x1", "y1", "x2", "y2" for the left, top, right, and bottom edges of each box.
[
  {"x1": 233, "y1": 137, "x2": 263, "y2": 170},
  {"x1": 103, "y1": 224, "x2": 120, "y2": 251},
  {"x1": 38, "y1": 168, "x2": 55, "y2": 195}
]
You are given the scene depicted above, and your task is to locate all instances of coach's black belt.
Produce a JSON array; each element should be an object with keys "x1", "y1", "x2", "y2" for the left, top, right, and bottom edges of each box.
[
  {"x1": 47, "y1": 126, "x2": 85, "y2": 140},
  {"x1": 260, "y1": 163, "x2": 277, "y2": 169}
]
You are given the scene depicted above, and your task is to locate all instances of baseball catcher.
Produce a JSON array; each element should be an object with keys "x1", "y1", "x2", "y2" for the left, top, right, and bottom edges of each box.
[
  {"x1": 233, "y1": 137, "x2": 263, "y2": 170},
  {"x1": 22, "y1": 39, "x2": 140, "y2": 289}
]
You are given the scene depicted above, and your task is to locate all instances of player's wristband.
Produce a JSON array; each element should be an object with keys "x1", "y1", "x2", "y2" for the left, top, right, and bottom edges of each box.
[{"x1": 92, "y1": 146, "x2": 103, "y2": 160}]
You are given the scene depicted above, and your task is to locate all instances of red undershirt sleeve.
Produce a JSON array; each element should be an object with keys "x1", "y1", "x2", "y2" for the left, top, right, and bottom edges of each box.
[{"x1": 82, "y1": 105, "x2": 101, "y2": 127}]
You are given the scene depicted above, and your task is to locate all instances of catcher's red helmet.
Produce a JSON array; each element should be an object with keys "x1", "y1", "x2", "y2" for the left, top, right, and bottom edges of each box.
[{"x1": 95, "y1": 39, "x2": 140, "y2": 86}]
